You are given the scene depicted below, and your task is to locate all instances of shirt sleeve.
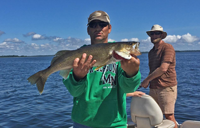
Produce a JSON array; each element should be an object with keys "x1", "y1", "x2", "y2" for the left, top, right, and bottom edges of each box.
[
  {"x1": 117, "y1": 63, "x2": 141, "y2": 93},
  {"x1": 63, "y1": 70, "x2": 87, "y2": 97}
]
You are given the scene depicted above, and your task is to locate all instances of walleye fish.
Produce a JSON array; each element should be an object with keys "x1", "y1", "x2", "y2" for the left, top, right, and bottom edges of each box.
[{"x1": 28, "y1": 41, "x2": 141, "y2": 94}]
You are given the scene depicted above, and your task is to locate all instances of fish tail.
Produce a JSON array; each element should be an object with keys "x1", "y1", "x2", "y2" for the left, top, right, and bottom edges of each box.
[{"x1": 27, "y1": 70, "x2": 48, "y2": 94}]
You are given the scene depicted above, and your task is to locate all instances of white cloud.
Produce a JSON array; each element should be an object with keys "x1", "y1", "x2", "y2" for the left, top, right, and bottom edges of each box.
[
  {"x1": 33, "y1": 34, "x2": 41, "y2": 39},
  {"x1": 0, "y1": 40, "x2": 27, "y2": 55},
  {"x1": 141, "y1": 33, "x2": 199, "y2": 44},
  {"x1": 130, "y1": 38, "x2": 139, "y2": 42},
  {"x1": 53, "y1": 37, "x2": 63, "y2": 42},
  {"x1": 32, "y1": 34, "x2": 45, "y2": 40},
  {"x1": 141, "y1": 37, "x2": 151, "y2": 42},
  {"x1": 41, "y1": 43, "x2": 51, "y2": 48},
  {"x1": 1, "y1": 35, "x2": 89, "y2": 55},
  {"x1": 181, "y1": 33, "x2": 198, "y2": 43},
  {"x1": 121, "y1": 38, "x2": 139, "y2": 42},
  {"x1": 137, "y1": 33, "x2": 200, "y2": 52},
  {"x1": 108, "y1": 38, "x2": 115, "y2": 42},
  {"x1": 0, "y1": 42, "x2": 9, "y2": 48},
  {"x1": 164, "y1": 35, "x2": 181, "y2": 43},
  {"x1": 1, "y1": 32, "x2": 200, "y2": 55},
  {"x1": 4, "y1": 38, "x2": 24, "y2": 43},
  {"x1": 84, "y1": 38, "x2": 91, "y2": 42},
  {"x1": 31, "y1": 43, "x2": 40, "y2": 50},
  {"x1": 121, "y1": 38, "x2": 128, "y2": 42},
  {"x1": 33, "y1": 34, "x2": 42, "y2": 39}
]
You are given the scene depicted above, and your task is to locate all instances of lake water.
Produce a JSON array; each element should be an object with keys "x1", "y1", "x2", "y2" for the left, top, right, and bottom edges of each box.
[{"x1": 0, "y1": 51, "x2": 200, "y2": 127}]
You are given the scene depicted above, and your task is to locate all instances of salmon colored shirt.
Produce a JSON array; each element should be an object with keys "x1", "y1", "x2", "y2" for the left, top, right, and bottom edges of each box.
[{"x1": 148, "y1": 42, "x2": 177, "y2": 89}]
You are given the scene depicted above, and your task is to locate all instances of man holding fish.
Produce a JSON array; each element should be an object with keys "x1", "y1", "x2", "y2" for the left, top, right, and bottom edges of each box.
[
  {"x1": 27, "y1": 10, "x2": 141, "y2": 128},
  {"x1": 63, "y1": 10, "x2": 141, "y2": 128}
]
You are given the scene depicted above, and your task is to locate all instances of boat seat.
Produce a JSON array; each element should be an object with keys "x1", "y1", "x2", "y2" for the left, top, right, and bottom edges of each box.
[
  {"x1": 180, "y1": 120, "x2": 200, "y2": 128},
  {"x1": 130, "y1": 94, "x2": 175, "y2": 128}
]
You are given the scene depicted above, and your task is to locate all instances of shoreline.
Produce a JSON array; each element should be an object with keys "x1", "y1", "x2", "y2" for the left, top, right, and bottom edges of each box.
[{"x1": 0, "y1": 50, "x2": 200, "y2": 58}]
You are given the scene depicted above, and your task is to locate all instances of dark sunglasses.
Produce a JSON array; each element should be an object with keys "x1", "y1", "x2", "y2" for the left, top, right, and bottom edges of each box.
[
  {"x1": 88, "y1": 21, "x2": 109, "y2": 28},
  {"x1": 150, "y1": 31, "x2": 162, "y2": 35}
]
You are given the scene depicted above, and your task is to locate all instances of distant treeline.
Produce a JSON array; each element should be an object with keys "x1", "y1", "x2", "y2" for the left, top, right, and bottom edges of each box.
[
  {"x1": 175, "y1": 50, "x2": 200, "y2": 52},
  {"x1": 0, "y1": 50, "x2": 200, "y2": 58},
  {"x1": 0, "y1": 55, "x2": 28, "y2": 58},
  {"x1": 142, "y1": 50, "x2": 200, "y2": 53},
  {"x1": 0, "y1": 55, "x2": 54, "y2": 58}
]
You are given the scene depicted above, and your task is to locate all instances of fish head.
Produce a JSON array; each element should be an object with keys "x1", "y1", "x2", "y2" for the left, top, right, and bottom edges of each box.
[
  {"x1": 129, "y1": 41, "x2": 141, "y2": 56},
  {"x1": 113, "y1": 41, "x2": 141, "y2": 60}
]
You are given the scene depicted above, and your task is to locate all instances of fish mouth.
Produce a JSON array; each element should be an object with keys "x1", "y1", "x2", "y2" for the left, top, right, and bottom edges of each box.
[
  {"x1": 113, "y1": 51, "x2": 132, "y2": 60},
  {"x1": 113, "y1": 42, "x2": 141, "y2": 60}
]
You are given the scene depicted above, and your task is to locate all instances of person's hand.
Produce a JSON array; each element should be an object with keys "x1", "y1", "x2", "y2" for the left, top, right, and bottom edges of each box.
[
  {"x1": 132, "y1": 91, "x2": 145, "y2": 97},
  {"x1": 73, "y1": 53, "x2": 96, "y2": 81},
  {"x1": 126, "y1": 91, "x2": 145, "y2": 97},
  {"x1": 121, "y1": 54, "x2": 140, "y2": 77},
  {"x1": 141, "y1": 79, "x2": 149, "y2": 88}
]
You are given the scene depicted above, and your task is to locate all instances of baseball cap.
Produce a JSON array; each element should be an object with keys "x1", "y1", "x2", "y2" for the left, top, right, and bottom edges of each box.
[{"x1": 87, "y1": 10, "x2": 110, "y2": 25}]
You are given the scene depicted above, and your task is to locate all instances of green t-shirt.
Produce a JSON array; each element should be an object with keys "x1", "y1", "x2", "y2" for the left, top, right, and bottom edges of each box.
[{"x1": 63, "y1": 61, "x2": 141, "y2": 128}]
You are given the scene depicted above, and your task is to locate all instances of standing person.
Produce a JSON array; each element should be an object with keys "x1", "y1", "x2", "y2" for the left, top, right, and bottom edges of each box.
[
  {"x1": 63, "y1": 10, "x2": 141, "y2": 128},
  {"x1": 141, "y1": 24, "x2": 178, "y2": 128}
]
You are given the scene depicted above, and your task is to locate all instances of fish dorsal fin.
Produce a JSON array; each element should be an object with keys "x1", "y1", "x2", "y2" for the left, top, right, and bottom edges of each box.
[
  {"x1": 55, "y1": 50, "x2": 72, "y2": 57},
  {"x1": 51, "y1": 50, "x2": 72, "y2": 64}
]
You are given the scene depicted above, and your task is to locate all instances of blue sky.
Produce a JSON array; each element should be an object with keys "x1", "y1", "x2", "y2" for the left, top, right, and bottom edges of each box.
[{"x1": 0, "y1": 0, "x2": 200, "y2": 55}]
